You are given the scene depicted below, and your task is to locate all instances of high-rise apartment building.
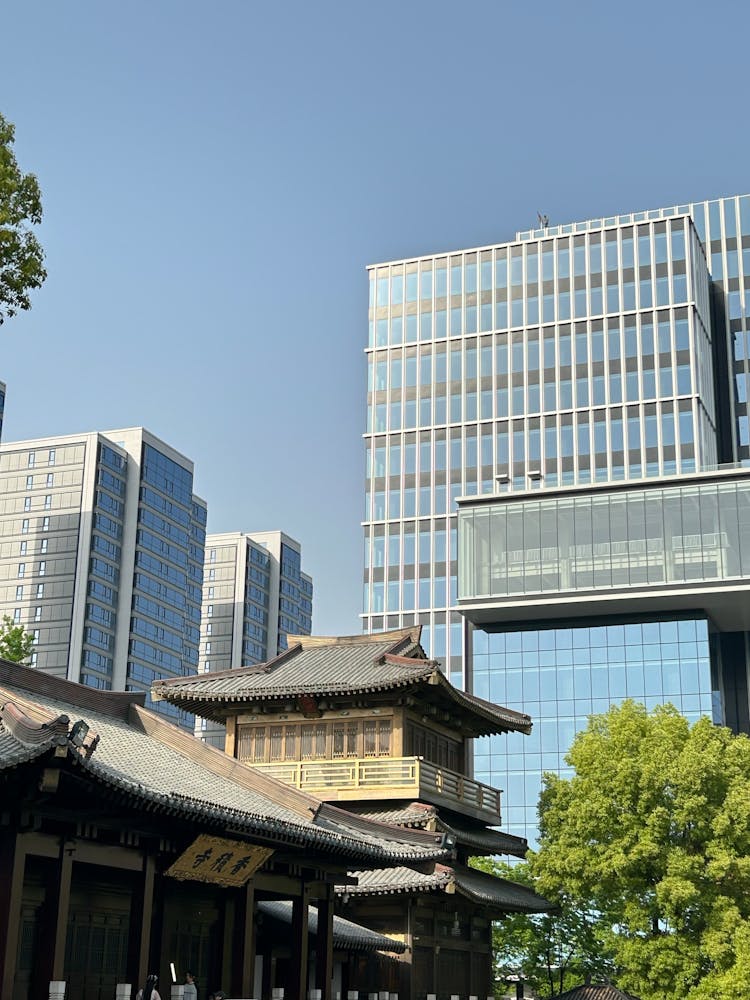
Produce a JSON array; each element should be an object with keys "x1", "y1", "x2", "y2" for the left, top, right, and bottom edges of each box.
[
  {"x1": 0, "y1": 427, "x2": 206, "y2": 726},
  {"x1": 363, "y1": 194, "x2": 750, "y2": 839},
  {"x1": 198, "y1": 530, "x2": 313, "y2": 742},
  {"x1": 0, "y1": 380, "x2": 6, "y2": 443}
]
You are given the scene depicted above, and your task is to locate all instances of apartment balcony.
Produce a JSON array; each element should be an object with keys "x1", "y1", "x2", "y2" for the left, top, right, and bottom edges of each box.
[{"x1": 248, "y1": 755, "x2": 502, "y2": 824}]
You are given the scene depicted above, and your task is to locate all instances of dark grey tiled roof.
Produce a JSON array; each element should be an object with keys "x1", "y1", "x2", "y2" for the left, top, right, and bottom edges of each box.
[
  {"x1": 352, "y1": 803, "x2": 438, "y2": 827},
  {"x1": 152, "y1": 628, "x2": 532, "y2": 736},
  {"x1": 552, "y1": 986, "x2": 641, "y2": 1000},
  {"x1": 437, "y1": 817, "x2": 529, "y2": 858},
  {"x1": 344, "y1": 865, "x2": 452, "y2": 894},
  {"x1": 256, "y1": 901, "x2": 406, "y2": 954},
  {"x1": 0, "y1": 724, "x2": 61, "y2": 767},
  {"x1": 153, "y1": 630, "x2": 430, "y2": 704},
  {"x1": 345, "y1": 802, "x2": 528, "y2": 858},
  {"x1": 341, "y1": 862, "x2": 552, "y2": 914},
  {"x1": 0, "y1": 663, "x2": 448, "y2": 866}
]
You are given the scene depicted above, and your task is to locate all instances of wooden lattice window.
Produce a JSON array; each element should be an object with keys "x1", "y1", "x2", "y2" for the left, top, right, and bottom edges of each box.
[
  {"x1": 237, "y1": 725, "x2": 265, "y2": 763},
  {"x1": 270, "y1": 726, "x2": 283, "y2": 761},
  {"x1": 364, "y1": 719, "x2": 391, "y2": 757},
  {"x1": 378, "y1": 719, "x2": 391, "y2": 755}
]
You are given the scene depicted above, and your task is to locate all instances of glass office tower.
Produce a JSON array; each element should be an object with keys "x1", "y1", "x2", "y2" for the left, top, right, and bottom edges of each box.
[{"x1": 363, "y1": 194, "x2": 750, "y2": 840}]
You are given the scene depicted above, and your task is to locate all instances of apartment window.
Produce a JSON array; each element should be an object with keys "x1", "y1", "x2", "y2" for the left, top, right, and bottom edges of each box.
[
  {"x1": 27, "y1": 452, "x2": 35, "y2": 468},
  {"x1": 48, "y1": 449, "x2": 56, "y2": 465},
  {"x1": 40, "y1": 539, "x2": 48, "y2": 554},
  {"x1": 208, "y1": 568, "x2": 215, "y2": 581},
  {"x1": 42, "y1": 516, "x2": 49, "y2": 531},
  {"x1": 207, "y1": 587, "x2": 214, "y2": 599},
  {"x1": 26, "y1": 475, "x2": 33, "y2": 489},
  {"x1": 205, "y1": 641, "x2": 211, "y2": 654},
  {"x1": 30, "y1": 652, "x2": 37, "y2": 666},
  {"x1": 23, "y1": 497, "x2": 31, "y2": 512},
  {"x1": 46, "y1": 473, "x2": 54, "y2": 488},
  {"x1": 21, "y1": 519, "x2": 29, "y2": 534},
  {"x1": 44, "y1": 495, "x2": 52, "y2": 510},
  {"x1": 32, "y1": 630, "x2": 40, "y2": 642},
  {"x1": 36, "y1": 584, "x2": 44, "y2": 598},
  {"x1": 17, "y1": 563, "x2": 25, "y2": 578},
  {"x1": 19, "y1": 541, "x2": 27, "y2": 556},
  {"x1": 15, "y1": 586, "x2": 23, "y2": 600},
  {"x1": 209, "y1": 548, "x2": 216, "y2": 563},
  {"x1": 34, "y1": 606, "x2": 42, "y2": 622},
  {"x1": 206, "y1": 604, "x2": 213, "y2": 617},
  {"x1": 38, "y1": 561, "x2": 46, "y2": 577},
  {"x1": 13, "y1": 609, "x2": 21, "y2": 624},
  {"x1": 206, "y1": 623, "x2": 212, "y2": 635}
]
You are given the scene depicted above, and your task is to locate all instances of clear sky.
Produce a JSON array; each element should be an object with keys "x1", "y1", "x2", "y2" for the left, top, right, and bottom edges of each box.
[{"x1": 1, "y1": 0, "x2": 748, "y2": 635}]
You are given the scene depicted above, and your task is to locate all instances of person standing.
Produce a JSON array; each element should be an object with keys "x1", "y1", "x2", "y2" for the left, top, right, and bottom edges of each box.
[
  {"x1": 136, "y1": 974, "x2": 162, "y2": 1000},
  {"x1": 183, "y1": 971, "x2": 198, "y2": 1000}
]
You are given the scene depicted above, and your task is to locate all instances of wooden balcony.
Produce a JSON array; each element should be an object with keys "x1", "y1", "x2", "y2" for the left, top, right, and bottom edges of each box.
[{"x1": 247, "y1": 755, "x2": 502, "y2": 823}]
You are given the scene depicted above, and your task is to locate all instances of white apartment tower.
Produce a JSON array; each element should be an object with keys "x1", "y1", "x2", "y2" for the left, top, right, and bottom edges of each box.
[
  {"x1": 0, "y1": 427, "x2": 206, "y2": 725},
  {"x1": 199, "y1": 531, "x2": 313, "y2": 742}
]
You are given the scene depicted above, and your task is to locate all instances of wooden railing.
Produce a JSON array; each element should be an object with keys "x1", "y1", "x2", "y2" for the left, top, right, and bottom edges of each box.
[{"x1": 246, "y1": 755, "x2": 502, "y2": 821}]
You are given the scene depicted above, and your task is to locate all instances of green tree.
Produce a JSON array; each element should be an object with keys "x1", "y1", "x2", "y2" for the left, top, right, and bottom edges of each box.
[
  {"x1": 533, "y1": 700, "x2": 750, "y2": 1000},
  {"x1": 471, "y1": 857, "x2": 613, "y2": 998},
  {"x1": 0, "y1": 112, "x2": 46, "y2": 324},
  {"x1": 0, "y1": 615, "x2": 34, "y2": 663}
]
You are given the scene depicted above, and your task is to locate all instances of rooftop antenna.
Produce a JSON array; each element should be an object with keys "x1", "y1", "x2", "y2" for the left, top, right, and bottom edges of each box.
[{"x1": 537, "y1": 211, "x2": 550, "y2": 229}]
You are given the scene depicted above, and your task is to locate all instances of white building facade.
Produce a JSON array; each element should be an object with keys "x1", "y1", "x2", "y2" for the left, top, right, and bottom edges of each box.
[
  {"x1": 199, "y1": 530, "x2": 313, "y2": 742},
  {"x1": 0, "y1": 427, "x2": 206, "y2": 726}
]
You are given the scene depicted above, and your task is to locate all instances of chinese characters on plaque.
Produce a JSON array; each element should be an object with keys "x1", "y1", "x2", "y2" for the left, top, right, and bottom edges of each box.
[{"x1": 166, "y1": 834, "x2": 273, "y2": 886}]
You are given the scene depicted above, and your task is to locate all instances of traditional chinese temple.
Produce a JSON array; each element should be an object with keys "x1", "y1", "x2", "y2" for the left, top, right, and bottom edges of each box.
[
  {"x1": 153, "y1": 627, "x2": 551, "y2": 1000},
  {"x1": 0, "y1": 657, "x2": 449, "y2": 1000}
]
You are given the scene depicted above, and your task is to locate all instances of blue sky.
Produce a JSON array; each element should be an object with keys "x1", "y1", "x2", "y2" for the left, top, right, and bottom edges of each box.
[{"x1": 1, "y1": 0, "x2": 749, "y2": 634}]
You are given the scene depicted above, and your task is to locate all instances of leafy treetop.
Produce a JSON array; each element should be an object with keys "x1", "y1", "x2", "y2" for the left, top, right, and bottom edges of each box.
[
  {"x1": 0, "y1": 112, "x2": 46, "y2": 324},
  {"x1": 532, "y1": 700, "x2": 750, "y2": 1000},
  {"x1": 471, "y1": 855, "x2": 614, "y2": 999},
  {"x1": 0, "y1": 615, "x2": 34, "y2": 663}
]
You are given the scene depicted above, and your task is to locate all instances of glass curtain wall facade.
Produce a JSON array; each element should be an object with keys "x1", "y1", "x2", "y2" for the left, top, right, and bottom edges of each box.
[
  {"x1": 472, "y1": 618, "x2": 715, "y2": 835},
  {"x1": 126, "y1": 440, "x2": 206, "y2": 725},
  {"x1": 363, "y1": 194, "x2": 750, "y2": 841}
]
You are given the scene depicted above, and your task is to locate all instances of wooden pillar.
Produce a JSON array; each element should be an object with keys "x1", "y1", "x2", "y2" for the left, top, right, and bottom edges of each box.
[
  {"x1": 221, "y1": 894, "x2": 235, "y2": 989},
  {"x1": 406, "y1": 899, "x2": 416, "y2": 1000},
  {"x1": 288, "y1": 886, "x2": 310, "y2": 1000},
  {"x1": 0, "y1": 833, "x2": 26, "y2": 999},
  {"x1": 315, "y1": 890, "x2": 334, "y2": 1000},
  {"x1": 225, "y1": 716, "x2": 237, "y2": 758},
  {"x1": 128, "y1": 854, "x2": 155, "y2": 988},
  {"x1": 261, "y1": 949, "x2": 274, "y2": 999},
  {"x1": 339, "y1": 948, "x2": 351, "y2": 1000},
  {"x1": 51, "y1": 847, "x2": 73, "y2": 980},
  {"x1": 232, "y1": 881, "x2": 256, "y2": 998}
]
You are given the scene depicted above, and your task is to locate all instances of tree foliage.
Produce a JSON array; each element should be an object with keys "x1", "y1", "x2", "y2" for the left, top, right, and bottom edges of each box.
[
  {"x1": 0, "y1": 112, "x2": 46, "y2": 324},
  {"x1": 532, "y1": 700, "x2": 750, "y2": 1000},
  {"x1": 471, "y1": 857, "x2": 613, "y2": 998},
  {"x1": 0, "y1": 615, "x2": 34, "y2": 663}
]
